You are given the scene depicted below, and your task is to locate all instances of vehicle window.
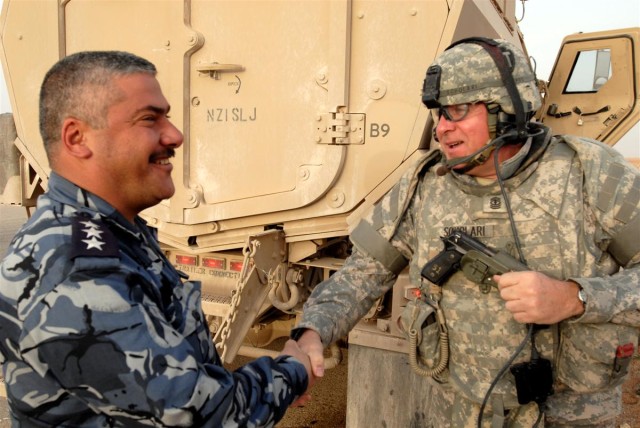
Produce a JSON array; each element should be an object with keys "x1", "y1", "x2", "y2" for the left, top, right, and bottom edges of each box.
[{"x1": 564, "y1": 48, "x2": 612, "y2": 93}]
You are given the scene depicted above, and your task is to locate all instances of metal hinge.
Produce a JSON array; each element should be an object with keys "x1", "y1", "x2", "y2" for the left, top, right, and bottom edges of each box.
[{"x1": 315, "y1": 113, "x2": 365, "y2": 145}]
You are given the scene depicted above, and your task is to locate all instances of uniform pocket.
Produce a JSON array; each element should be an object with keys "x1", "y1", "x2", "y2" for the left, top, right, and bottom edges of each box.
[{"x1": 556, "y1": 322, "x2": 638, "y2": 392}]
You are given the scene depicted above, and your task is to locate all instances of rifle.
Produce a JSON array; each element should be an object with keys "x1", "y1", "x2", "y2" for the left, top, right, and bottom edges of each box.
[{"x1": 421, "y1": 230, "x2": 529, "y2": 293}]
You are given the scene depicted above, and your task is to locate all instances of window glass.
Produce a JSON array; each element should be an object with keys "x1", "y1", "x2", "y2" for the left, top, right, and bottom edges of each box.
[{"x1": 565, "y1": 49, "x2": 611, "y2": 93}]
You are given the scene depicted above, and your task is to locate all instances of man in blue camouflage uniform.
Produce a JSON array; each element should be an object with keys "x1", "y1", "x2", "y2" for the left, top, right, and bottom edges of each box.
[
  {"x1": 0, "y1": 51, "x2": 311, "y2": 427},
  {"x1": 293, "y1": 37, "x2": 640, "y2": 427}
]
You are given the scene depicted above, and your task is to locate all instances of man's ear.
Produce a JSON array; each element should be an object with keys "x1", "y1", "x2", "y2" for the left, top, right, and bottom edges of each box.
[{"x1": 60, "y1": 117, "x2": 92, "y2": 158}]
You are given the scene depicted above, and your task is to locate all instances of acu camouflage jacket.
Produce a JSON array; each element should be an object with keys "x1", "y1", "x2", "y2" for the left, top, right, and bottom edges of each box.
[{"x1": 297, "y1": 128, "x2": 640, "y2": 425}]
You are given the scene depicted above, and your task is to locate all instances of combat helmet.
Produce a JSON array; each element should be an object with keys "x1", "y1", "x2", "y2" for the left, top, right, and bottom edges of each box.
[{"x1": 422, "y1": 37, "x2": 542, "y2": 140}]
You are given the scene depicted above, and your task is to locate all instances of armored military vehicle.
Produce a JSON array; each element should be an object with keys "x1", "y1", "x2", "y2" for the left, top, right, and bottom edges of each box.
[{"x1": 0, "y1": 0, "x2": 637, "y2": 425}]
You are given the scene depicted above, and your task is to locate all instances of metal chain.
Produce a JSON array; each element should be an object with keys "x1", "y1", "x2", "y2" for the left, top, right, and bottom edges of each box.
[{"x1": 215, "y1": 239, "x2": 259, "y2": 361}]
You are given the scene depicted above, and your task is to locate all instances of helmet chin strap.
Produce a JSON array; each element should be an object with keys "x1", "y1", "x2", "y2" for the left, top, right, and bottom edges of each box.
[
  {"x1": 435, "y1": 109, "x2": 501, "y2": 176},
  {"x1": 436, "y1": 132, "x2": 511, "y2": 176}
]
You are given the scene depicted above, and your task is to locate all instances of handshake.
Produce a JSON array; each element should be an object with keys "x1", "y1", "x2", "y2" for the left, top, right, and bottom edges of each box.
[{"x1": 279, "y1": 330, "x2": 325, "y2": 407}]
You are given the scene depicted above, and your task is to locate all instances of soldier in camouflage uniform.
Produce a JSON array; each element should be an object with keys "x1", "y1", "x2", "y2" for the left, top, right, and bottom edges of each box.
[
  {"x1": 292, "y1": 37, "x2": 640, "y2": 427},
  {"x1": 0, "y1": 51, "x2": 312, "y2": 427}
]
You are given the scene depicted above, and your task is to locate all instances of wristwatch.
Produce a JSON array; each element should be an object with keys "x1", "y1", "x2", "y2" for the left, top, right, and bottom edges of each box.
[{"x1": 577, "y1": 287, "x2": 587, "y2": 307}]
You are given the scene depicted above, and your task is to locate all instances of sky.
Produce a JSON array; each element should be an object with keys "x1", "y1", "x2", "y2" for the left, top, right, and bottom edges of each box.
[
  {"x1": 0, "y1": 0, "x2": 638, "y2": 154},
  {"x1": 517, "y1": 0, "x2": 640, "y2": 80}
]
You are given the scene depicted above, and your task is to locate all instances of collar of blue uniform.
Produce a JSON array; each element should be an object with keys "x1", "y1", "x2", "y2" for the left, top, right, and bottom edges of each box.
[
  {"x1": 47, "y1": 171, "x2": 147, "y2": 234},
  {"x1": 48, "y1": 172, "x2": 118, "y2": 216}
]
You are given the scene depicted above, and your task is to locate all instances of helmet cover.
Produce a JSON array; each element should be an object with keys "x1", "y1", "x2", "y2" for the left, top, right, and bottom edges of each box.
[{"x1": 423, "y1": 39, "x2": 541, "y2": 115}]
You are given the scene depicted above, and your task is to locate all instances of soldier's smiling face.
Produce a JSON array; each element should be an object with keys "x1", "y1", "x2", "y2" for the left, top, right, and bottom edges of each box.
[{"x1": 84, "y1": 73, "x2": 184, "y2": 221}]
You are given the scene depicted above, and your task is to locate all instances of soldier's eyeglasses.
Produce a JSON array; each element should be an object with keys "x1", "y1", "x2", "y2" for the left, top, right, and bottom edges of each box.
[{"x1": 432, "y1": 103, "x2": 472, "y2": 122}]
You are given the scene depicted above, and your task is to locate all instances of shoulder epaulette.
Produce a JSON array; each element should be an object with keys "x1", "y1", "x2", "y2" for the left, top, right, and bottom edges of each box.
[{"x1": 69, "y1": 213, "x2": 120, "y2": 259}]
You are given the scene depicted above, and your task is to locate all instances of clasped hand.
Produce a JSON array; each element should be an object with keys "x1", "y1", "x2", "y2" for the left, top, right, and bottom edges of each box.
[{"x1": 279, "y1": 338, "x2": 320, "y2": 407}]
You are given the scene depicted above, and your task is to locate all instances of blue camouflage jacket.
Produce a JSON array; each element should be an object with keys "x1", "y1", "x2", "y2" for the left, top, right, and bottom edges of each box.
[{"x1": 0, "y1": 172, "x2": 307, "y2": 427}]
